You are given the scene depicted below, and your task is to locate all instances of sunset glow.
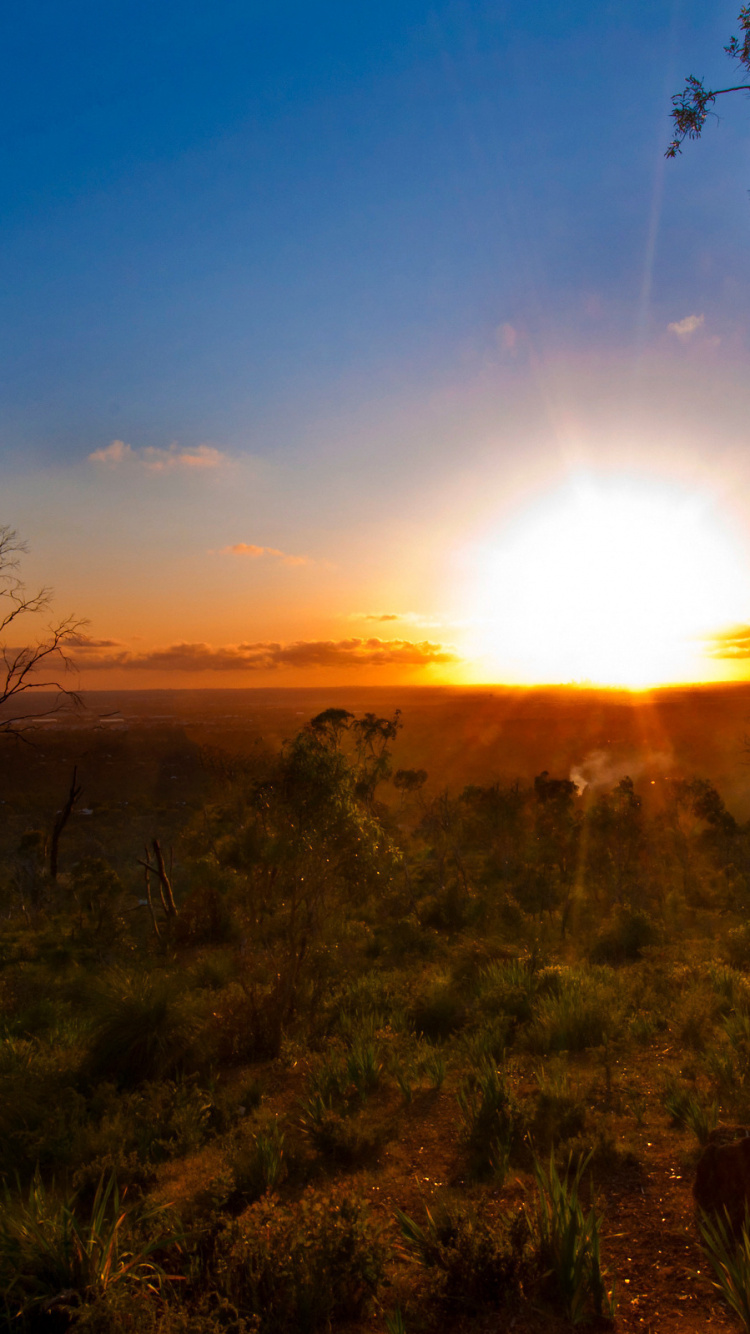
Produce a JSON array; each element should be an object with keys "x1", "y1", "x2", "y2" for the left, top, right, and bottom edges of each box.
[{"x1": 467, "y1": 478, "x2": 749, "y2": 687}]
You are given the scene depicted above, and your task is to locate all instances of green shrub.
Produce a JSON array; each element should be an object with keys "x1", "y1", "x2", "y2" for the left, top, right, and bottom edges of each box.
[
  {"x1": 84, "y1": 974, "x2": 199, "y2": 1088},
  {"x1": 395, "y1": 1201, "x2": 529, "y2": 1311},
  {"x1": 411, "y1": 986, "x2": 466, "y2": 1042},
  {"x1": 475, "y1": 959, "x2": 540, "y2": 1025},
  {"x1": 526, "y1": 970, "x2": 620, "y2": 1054},
  {"x1": 590, "y1": 904, "x2": 659, "y2": 964},
  {"x1": 0, "y1": 1172, "x2": 175, "y2": 1319},
  {"x1": 457, "y1": 1059, "x2": 527, "y2": 1180},
  {"x1": 345, "y1": 1040, "x2": 382, "y2": 1099},
  {"x1": 663, "y1": 1083, "x2": 718, "y2": 1145},
  {"x1": 726, "y1": 925, "x2": 750, "y2": 971},
  {"x1": 532, "y1": 1151, "x2": 616, "y2": 1324},
  {"x1": 531, "y1": 1065, "x2": 586, "y2": 1150},
  {"x1": 299, "y1": 1101, "x2": 384, "y2": 1167},
  {"x1": 700, "y1": 1208, "x2": 750, "y2": 1330},
  {"x1": 230, "y1": 1120, "x2": 286, "y2": 1201},
  {"x1": 215, "y1": 1191, "x2": 386, "y2": 1333}
]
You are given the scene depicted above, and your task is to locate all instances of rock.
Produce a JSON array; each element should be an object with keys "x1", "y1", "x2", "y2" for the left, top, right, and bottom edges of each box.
[{"x1": 694, "y1": 1131, "x2": 750, "y2": 1230}]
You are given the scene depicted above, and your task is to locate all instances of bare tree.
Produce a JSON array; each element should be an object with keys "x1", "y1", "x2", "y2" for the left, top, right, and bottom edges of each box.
[{"x1": 0, "y1": 525, "x2": 85, "y2": 736}]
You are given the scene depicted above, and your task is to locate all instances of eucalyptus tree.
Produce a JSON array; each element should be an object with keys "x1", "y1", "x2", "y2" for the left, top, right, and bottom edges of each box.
[{"x1": 667, "y1": 6, "x2": 750, "y2": 156}]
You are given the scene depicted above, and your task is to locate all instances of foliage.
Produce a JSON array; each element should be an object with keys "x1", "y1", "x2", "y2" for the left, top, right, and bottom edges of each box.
[
  {"x1": 667, "y1": 7, "x2": 750, "y2": 156},
  {"x1": 0, "y1": 1172, "x2": 175, "y2": 1318},
  {"x1": 663, "y1": 1082, "x2": 718, "y2": 1144},
  {"x1": 531, "y1": 1151, "x2": 616, "y2": 1324},
  {"x1": 84, "y1": 973, "x2": 199, "y2": 1087},
  {"x1": 457, "y1": 1058, "x2": 527, "y2": 1179},
  {"x1": 395, "y1": 1200, "x2": 529, "y2": 1310},
  {"x1": 214, "y1": 1192, "x2": 386, "y2": 1333},
  {"x1": 699, "y1": 1207, "x2": 750, "y2": 1330}
]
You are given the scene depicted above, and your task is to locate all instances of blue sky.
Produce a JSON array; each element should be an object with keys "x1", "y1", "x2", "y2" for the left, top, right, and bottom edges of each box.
[{"x1": 2, "y1": 1, "x2": 750, "y2": 685}]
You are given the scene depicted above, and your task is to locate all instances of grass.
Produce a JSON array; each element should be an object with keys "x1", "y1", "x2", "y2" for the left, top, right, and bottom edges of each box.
[
  {"x1": 457, "y1": 1058, "x2": 526, "y2": 1180},
  {"x1": 215, "y1": 1191, "x2": 386, "y2": 1333},
  {"x1": 395, "y1": 1200, "x2": 529, "y2": 1311},
  {"x1": 532, "y1": 1150, "x2": 616, "y2": 1325},
  {"x1": 699, "y1": 1208, "x2": 750, "y2": 1330},
  {"x1": 0, "y1": 1171, "x2": 176, "y2": 1318},
  {"x1": 84, "y1": 973, "x2": 198, "y2": 1088}
]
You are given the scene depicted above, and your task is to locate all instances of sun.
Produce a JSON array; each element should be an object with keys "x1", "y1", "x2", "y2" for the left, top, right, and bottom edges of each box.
[{"x1": 466, "y1": 475, "x2": 750, "y2": 687}]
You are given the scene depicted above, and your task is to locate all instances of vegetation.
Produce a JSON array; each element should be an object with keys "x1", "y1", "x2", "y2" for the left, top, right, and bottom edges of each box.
[
  {"x1": 667, "y1": 5, "x2": 750, "y2": 157},
  {"x1": 6, "y1": 692, "x2": 750, "y2": 1329}
]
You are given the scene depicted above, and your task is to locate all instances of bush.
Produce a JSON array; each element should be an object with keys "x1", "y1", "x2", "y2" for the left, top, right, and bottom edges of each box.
[
  {"x1": 84, "y1": 974, "x2": 199, "y2": 1088},
  {"x1": 726, "y1": 925, "x2": 750, "y2": 971},
  {"x1": 700, "y1": 1208, "x2": 750, "y2": 1330},
  {"x1": 531, "y1": 1066, "x2": 586, "y2": 1150},
  {"x1": 395, "y1": 1200, "x2": 529, "y2": 1310},
  {"x1": 457, "y1": 1059, "x2": 527, "y2": 1180},
  {"x1": 411, "y1": 986, "x2": 466, "y2": 1042},
  {"x1": 475, "y1": 958, "x2": 540, "y2": 1026},
  {"x1": 532, "y1": 1151, "x2": 616, "y2": 1324},
  {"x1": 663, "y1": 1082, "x2": 718, "y2": 1145},
  {"x1": 214, "y1": 1191, "x2": 386, "y2": 1333},
  {"x1": 0, "y1": 1172, "x2": 175, "y2": 1319},
  {"x1": 526, "y1": 970, "x2": 620, "y2": 1054},
  {"x1": 230, "y1": 1120, "x2": 286, "y2": 1201},
  {"x1": 590, "y1": 905, "x2": 659, "y2": 964}
]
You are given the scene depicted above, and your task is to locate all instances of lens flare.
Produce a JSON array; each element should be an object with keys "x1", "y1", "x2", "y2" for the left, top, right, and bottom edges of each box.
[{"x1": 466, "y1": 476, "x2": 750, "y2": 686}]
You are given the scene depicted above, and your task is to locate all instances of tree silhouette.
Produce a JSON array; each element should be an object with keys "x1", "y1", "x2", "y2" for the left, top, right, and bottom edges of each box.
[
  {"x1": 667, "y1": 6, "x2": 750, "y2": 156},
  {"x1": 0, "y1": 525, "x2": 84, "y2": 736}
]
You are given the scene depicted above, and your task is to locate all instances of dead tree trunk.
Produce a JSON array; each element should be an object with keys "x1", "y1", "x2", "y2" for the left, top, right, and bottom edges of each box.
[
  {"x1": 50, "y1": 766, "x2": 82, "y2": 882},
  {"x1": 137, "y1": 838, "x2": 178, "y2": 936}
]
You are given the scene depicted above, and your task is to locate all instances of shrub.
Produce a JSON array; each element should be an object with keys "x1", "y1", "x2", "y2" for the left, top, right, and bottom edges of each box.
[
  {"x1": 531, "y1": 1151, "x2": 616, "y2": 1324},
  {"x1": 0, "y1": 1172, "x2": 175, "y2": 1319},
  {"x1": 299, "y1": 1100, "x2": 384, "y2": 1167},
  {"x1": 411, "y1": 986, "x2": 466, "y2": 1042},
  {"x1": 475, "y1": 958, "x2": 540, "y2": 1025},
  {"x1": 230, "y1": 1120, "x2": 286, "y2": 1201},
  {"x1": 395, "y1": 1201, "x2": 529, "y2": 1311},
  {"x1": 726, "y1": 925, "x2": 750, "y2": 971},
  {"x1": 526, "y1": 970, "x2": 620, "y2": 1054},
  {"x1": 457, "y1": 1059, "x2": 527, "y2": 1180},
  {"x1": 699, "y1": 1208, "x2": 750, "y2": 1330},
  {"x1": 531, "y1": 1065, "x2": 586, "y2": 1150},
  {"x1": 215, "y1": 1191, "x2": 386, "y2": 1332},
  {"x1": 345, "y1": 1040, "x2": 382, "y2": 1100},
  {"x1": 663, "y1": 1083, "x2": 718, "y2": 1145},
  {"x1": 84, "y1": 974, "x2": 199, "y2": 1088},
  {"x1": 590, "y1": 904, "x2": 659, "y2": 964}
]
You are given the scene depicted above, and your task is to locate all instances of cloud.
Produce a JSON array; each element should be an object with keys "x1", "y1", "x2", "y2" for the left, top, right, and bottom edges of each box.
[
  {"x1": 668, "y1": 313, "x2": 704, "y2": 340},
  {"x1": 89, "y1": 440, "x2": 227, "y2": 471},
  {"x1": 72, "y1": 637, "x2": 460, "y2": 673},
  {"x1": 703, "y1": 625, "x2": 750, "y2": 658},
  {"x1": 349, "y1": 611, "x2": 457, "y2": 630},
  {"x1": 222, "y1": 543, "x2": 310, "y2": 567},
  {"x1": 65, "y1": 634, "x2": 125, "y2": 650}
]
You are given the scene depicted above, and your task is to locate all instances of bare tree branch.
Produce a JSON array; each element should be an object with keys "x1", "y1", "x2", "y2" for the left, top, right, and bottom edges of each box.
[{"x1": 0, "y1": 526, "x2": 86, "y2": 737}]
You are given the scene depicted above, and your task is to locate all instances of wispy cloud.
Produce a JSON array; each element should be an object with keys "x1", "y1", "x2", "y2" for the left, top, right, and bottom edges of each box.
[
  {"x1": 703, "y1": 625, "x2": 750, "y2": 658},
  {"x1": 668, "y1": 313, "x2": 704, "y2": 340},
  {"x1": 89, "y1": 440, "x2": 227, "y2": 471},
  {"x1": 72, "y1": 637, "x2": 460, "y2": 673},
  {"x1": 221, "y1": 543, "x2": 309, "y2": 567},
  {"x1": 350, "y1": 611, "x2": 456, "y2": 629}
]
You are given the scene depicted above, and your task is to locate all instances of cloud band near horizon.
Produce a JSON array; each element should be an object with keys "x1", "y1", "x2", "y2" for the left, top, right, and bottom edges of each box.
[{"x1": 69, "y1": 636, "x2": 460, "y2": 672}]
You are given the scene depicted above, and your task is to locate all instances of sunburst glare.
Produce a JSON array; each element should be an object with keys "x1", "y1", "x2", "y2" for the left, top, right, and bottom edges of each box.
[{"x1": 467, "y1": 476, "x2": 749, "y2": 687}]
